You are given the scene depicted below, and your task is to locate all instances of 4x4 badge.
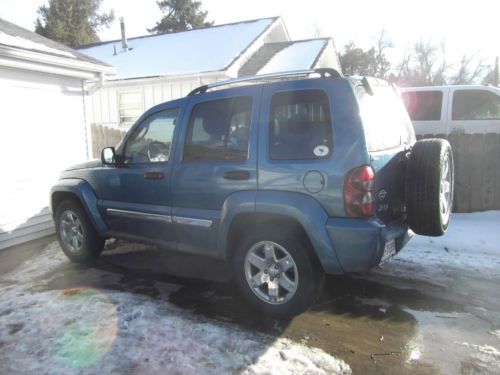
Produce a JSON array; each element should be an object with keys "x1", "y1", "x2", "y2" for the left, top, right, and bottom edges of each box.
[{"x1": 378, "y1": 189, "x2": 387, "y2": 201}]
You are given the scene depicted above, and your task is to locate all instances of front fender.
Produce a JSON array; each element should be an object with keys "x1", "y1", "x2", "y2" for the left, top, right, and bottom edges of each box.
[
  {"x1": 255, "y1": 191, "x2": 344, "y2": 274},
  {"x1": 50, "y1": 178, "x2": 107, "y2": 233}
]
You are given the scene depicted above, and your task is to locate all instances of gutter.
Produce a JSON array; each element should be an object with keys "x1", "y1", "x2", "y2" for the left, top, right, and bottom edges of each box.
[{"x1": 0, "y1": 45, "x2": 116, "y2": 76}]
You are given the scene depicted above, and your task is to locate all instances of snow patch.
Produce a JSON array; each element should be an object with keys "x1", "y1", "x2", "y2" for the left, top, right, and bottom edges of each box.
[
  {"x1": 0, "y1": 243, "x2": 351, "y2": 375},
  {"x1": 377, "y1": 211, "x2": 500, "y2": 285}
]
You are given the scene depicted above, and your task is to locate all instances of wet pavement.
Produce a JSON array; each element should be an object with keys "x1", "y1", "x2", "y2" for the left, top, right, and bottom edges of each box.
[{"x1": 1, "y1": 235, "x2": 499, "y2": 374}]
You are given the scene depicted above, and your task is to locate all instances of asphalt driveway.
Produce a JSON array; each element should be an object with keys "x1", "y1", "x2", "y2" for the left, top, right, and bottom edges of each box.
[{"x1": 1, "y1": 211, "x2": 499, "y2": 374}]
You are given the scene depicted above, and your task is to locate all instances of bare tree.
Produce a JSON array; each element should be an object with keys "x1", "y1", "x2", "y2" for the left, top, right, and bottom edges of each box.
[{"x1": 451, "y1": 55, "x2": 487, "y2": 85}]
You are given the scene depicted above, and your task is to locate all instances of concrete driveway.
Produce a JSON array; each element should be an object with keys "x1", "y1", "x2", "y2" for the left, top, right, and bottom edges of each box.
[{"x1": 1, "y1": 212, "x2": 499, "y2": 374}]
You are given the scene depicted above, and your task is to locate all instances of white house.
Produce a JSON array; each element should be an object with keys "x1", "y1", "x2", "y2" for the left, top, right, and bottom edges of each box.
[
  {"x1": 0, "y1": 18, "x2": 115, "y2": 249},
  {"x1": 79, "y1": 17, "x2": 341, "y2": 134}
]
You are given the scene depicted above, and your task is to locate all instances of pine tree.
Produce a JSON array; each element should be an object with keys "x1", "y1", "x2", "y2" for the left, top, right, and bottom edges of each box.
[
  {"x1": 149, "y1": 0, "x2": 213, "y2": 34},
  {"x1": 35, "y1": 0, "x2": 114, "y2": 47}
]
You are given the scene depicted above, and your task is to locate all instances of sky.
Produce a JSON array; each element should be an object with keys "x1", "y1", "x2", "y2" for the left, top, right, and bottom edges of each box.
[{"x1": 0, "y1": 0, "x2": 498, "y2": 66}]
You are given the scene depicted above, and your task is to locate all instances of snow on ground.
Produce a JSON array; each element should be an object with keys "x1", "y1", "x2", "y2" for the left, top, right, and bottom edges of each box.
[
  {"x1": 375, "y1": 211, "x2": 500, "y2": 374},
  {"x1": 0, "y1": 243, "x2": 351, "y2": 375},
  {"x1": 378, "y1": 211, "x2": 500, "y2": 285}
]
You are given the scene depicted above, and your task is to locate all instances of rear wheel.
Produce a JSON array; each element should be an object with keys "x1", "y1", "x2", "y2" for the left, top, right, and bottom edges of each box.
[
  {"x1": 405, "y1": 139, "x2": 454, "y2": 236},
  {"x1": 55, "y1": 200, "x2": 104, "y2": 263},
  {"x1": 232, "y1": 226, "x2": 324, "y2": 319}
]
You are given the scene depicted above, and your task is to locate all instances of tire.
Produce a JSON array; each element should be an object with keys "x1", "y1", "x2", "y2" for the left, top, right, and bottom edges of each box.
[
  {"x1": 232, "y1": 225, "x2": 324, "y2": 319},
  {"x1": 405, "y1": 139, "x2": 454, "y2": 236},
  {"x1": 55, "y1": 199, "x2": 105, "y2": 264}
]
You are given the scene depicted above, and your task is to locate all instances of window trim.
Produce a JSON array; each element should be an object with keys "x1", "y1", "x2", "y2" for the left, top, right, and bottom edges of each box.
[
  {"x1": 181, "y1": 96, "x2": 253, "y2": 163},
  {"x1": 122, "y1": 107, "x2": 179, "y2": 165},
  {"x1": 267, "y1": 88, "x2": 334, "y2": 162}
]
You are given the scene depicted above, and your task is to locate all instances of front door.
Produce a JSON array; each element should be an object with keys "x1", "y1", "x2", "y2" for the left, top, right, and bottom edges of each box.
[
  {"x1": 171, "y1": 87, "x2": 260, "y2": 256},
  {"x1": 95, "y1": 107, "x2": 180, "y2": 248}
]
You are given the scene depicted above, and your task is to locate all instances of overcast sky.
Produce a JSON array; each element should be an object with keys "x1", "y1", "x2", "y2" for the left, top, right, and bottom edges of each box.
[{"x1": 0, "y1": 0, "x2": 498, "y2": 64}]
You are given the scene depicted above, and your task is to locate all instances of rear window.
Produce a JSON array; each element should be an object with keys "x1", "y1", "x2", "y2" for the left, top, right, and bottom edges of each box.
[
  {"x1": 357, "y1": 85, "x2": 415, "y2": 152},
  {"x1": 401, "y1": 90, "x2": 443, "y2": 121},
  {"x1": 269, "y1": 90, "x2": 333, "y2": 160}
]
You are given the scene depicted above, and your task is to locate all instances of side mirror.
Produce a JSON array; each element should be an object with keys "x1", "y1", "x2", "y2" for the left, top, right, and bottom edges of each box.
[{"x1": 101, "y1": 147, "x2": 116, "y2": 165}]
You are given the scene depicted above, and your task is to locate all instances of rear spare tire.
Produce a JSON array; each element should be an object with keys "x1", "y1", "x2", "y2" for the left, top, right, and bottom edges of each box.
[{"x1": 406, "y1": 139, "x2": 454, "y2": 236}]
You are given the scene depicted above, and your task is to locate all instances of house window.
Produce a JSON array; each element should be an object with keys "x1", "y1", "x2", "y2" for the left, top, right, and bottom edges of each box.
[{"x1": 119, "y1": 91, "x2": 143, "y2": 125}]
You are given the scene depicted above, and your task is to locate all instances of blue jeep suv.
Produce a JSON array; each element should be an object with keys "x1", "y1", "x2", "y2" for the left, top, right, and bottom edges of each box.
[{"x1": 50, "y1": 69, "x2": 454, "y2": 318}]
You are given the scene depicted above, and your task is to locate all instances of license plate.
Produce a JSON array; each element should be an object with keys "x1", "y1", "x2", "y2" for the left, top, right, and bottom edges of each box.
[{"x1": 380, "y1": 239, "x2": 396, "y2": 264}]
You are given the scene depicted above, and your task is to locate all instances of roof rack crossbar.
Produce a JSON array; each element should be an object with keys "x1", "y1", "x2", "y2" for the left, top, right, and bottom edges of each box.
[{"x1": 187, "y1": 68, "x2": 341, "y2": 96}]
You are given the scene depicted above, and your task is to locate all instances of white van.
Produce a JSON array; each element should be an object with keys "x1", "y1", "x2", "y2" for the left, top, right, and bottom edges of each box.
[{"x1": 400, "y1": 85, "x2": 500, "y2": 136}]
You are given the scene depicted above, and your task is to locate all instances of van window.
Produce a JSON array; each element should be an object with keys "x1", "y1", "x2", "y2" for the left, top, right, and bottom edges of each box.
[
  {"x1": 269, "y1": 90, "x2": 333, "y2": 160},
  {"x1": 452, "y1": 90, "x2": 500, "y2": 121},
  {"x1": 184, "y1": 97, "x2": 252, "y2": 162},
  {"x1": 358, "y1": 85, "x2": 415, "y2": 151},
  {"x1": 401, "y1": 90, "x2": 443, "y2": 121}
]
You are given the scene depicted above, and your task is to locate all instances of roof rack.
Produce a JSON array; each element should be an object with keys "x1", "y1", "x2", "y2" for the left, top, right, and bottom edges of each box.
[{"x1": 187, "y1": 68, "x2": 341, "y2": 96}]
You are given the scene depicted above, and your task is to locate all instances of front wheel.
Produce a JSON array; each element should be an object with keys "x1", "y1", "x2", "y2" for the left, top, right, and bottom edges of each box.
[
  {"x1": 55, "y1": 200, "x2": 104, "y2": 264},
  {"x1": 232, "y1": 226, "x2": 324, "y2": 319}
]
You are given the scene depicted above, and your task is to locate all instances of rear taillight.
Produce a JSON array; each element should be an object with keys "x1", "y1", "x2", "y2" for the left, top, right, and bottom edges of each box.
[{"x1": 344, "y1": 166, "x2": 375, "y2": 217}]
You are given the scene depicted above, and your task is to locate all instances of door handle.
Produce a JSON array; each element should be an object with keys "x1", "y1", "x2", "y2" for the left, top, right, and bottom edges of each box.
[
  {"x1": 144, "y1": 171, "x2": 164, "y2": 180},
  {"x1": 223, "y1": 170, "x2": 250, "y2": 180}
]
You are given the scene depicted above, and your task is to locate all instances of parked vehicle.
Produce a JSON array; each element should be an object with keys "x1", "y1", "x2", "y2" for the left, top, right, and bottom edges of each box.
[
  {"x1": 400, "y1": 85, "x2": 500, "y2": 136},
  {"x1": 50, "y1": 69, "x2": 454, "y2": 318}
]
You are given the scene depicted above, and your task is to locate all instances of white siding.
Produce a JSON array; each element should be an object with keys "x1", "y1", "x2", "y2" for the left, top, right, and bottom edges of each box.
[
  {"x1": 85, "y1": 74, "x2": 227, "y2": 130},
  {"x1": 0, "y1": 67, "x2": 87, "y2": 249}
]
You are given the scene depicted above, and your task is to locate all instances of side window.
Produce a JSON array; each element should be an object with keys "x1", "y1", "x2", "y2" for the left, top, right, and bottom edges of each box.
[
  {"x1": 124, "y1": 108, "x2": 178, "y2": 164},
  {"x1": 401, "y1": 90, "x2": 443, "y2": 121},
  {"x1": 183, "y1": 97, "x2": 252, "y2": 162},
  {"x1": 452, "y1": 90, "x2": 500, "y2": 121},
  {"x1": 269, "y1": 90, "x2": 333, "y2": 160}
]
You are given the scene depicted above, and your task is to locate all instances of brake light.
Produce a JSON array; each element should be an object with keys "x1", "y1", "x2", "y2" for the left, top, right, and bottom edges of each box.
[{"x1": 344, "y1": 166, "x2": 375, "y2": 217}]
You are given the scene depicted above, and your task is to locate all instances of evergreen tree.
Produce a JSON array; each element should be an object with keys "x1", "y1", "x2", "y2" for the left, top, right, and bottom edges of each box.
[
  {"x1": 149, "y1": 0, "x2": 213, "y2": 34},
  {"x1": 35, "y1": 0, "x2": 114, "y2": 47}
]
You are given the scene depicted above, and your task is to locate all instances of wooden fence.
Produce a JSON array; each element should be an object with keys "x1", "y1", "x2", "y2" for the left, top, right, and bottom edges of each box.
[
  {"x1": 90, "y1": 123, "x2": 127, "y2": 159},
  {"x1": 418, "y1": 133, "x2": 500, "y2": 213}
]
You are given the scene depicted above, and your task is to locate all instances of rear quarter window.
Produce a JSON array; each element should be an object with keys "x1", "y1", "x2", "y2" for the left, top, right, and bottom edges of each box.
[
  {"x1": 268, "y1": 89, "x2": 333, "y2": 160},
  {"x1": 357, "y1": 85, "x2": 415, "y2": 152}
]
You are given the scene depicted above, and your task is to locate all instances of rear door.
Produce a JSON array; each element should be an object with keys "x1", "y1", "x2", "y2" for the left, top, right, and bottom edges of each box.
[
  {"x1": 448, "y1": 87, "x2": 500, "y2": 134},
  {"x1": 357, "y1": 83, "x2": 415, "y2": 223},
  {"x1": 171, "y1": 86, "x2": 260, "y2": 256}
]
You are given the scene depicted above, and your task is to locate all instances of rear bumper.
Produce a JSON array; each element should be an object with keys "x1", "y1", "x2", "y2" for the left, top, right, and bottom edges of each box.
[{"x1": 326, "y1": 217, "x2": 413, "y2": 273}]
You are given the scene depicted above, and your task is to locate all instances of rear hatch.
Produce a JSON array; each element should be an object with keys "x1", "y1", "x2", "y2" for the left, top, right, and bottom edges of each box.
[{"x1": 355, "y1": 79, "x2": 416, "y2": 224}]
